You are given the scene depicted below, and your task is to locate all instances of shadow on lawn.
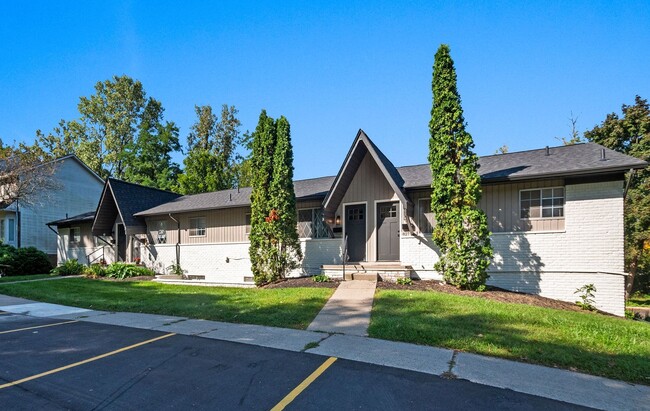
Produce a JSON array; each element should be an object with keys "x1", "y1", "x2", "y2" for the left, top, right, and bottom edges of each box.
[
  {"x1": 368, "y1": 294, "x2": 650, "y2": 384},
  {"x1": 0, "y1": 279, "x2": 332, "y2": 330}
]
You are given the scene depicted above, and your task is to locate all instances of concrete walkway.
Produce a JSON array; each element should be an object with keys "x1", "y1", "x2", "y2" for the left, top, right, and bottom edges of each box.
[
  {"x1": 307, "y1": 280, "x2": 377, "y2": 336},
  {"x1": 1, "y1": 294, "x2": 649, "y2": 410},
  {"x1": 0, "y1": 275, "x2": 83, "y2": 285}
]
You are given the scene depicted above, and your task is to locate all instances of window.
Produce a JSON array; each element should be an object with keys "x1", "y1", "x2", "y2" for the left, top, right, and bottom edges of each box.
[
  {"x1": 8, "y1": 218, "x2": 15, "y2": 242},
  {"x1": 417, "y1": 198, "x2": 435, "y2": 234},
  {"x1": 520, "y1": 188, "x2": 564, "y2": 219},
  {"x1": 69, "y1": 227, "x2": 81, "y2": 246},
  {"x1": 378, "y1": 204, "x2": 397, "y2": 219},
  {"x1": 347, "y1": 207, "x2": 364, "y2": 221},
  {"x1": 189, "y1": 217, "x2": 206, "y2": 237},
  {"x1": 155, "y1": 220, "x2": 167, "y2": 244},
  {"x1": 245, "y1": 214, "x2": 251, "y2": 236},
  {"x1": 0, "y1": 219, "x2": 4, "y2": 242},
  {"x1": 297, "y1": 208, "x2": 331, "y2": 238}
]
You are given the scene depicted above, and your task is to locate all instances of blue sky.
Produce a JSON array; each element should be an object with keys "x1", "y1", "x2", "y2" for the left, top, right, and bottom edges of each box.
[{"x1": 1, "y1": 1, "x2": 649, "y2": 180}]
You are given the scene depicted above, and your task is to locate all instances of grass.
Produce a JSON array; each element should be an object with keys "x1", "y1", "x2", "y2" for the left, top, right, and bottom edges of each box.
[
  {"x1": 0, "y1": 278, "x2": 333, "y2": 329},
  {"x1": 369, "y1": 289, "x2": 650, "y2": 384},
  {"x1": 628, "y1": 293, "x2": 650, "y2": 307},
  {"x1": 0, "y1": 274, "x2": 56, "y2": 283}
]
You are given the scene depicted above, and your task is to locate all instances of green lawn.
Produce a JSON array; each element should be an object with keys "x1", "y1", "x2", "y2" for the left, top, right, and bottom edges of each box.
[
  {"x1": 369, "y1": 289, "x2": 650, "y2": 384},
  {"x1": 628, "y1": 293, "x2": 650, "y2": 307},
  {"x1": 0, "y1": 278, "x2": 333, "y2": 329},
  {"x1": 0, "y1": 274, "x2": 56, "y2": 283}
]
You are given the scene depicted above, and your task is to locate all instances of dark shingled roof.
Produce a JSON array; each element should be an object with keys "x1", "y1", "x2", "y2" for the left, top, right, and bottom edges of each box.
[
  {"x1": 47, "y1": 211, "x2": 95, "y2": 227},
  {"x1": 107, "y1": 178, "x2": 182, "y2": 227},
  {"x1": 397, "y1": 142, "x2": 648, "y2": 188},
  {"x1": 135, "y1": 176, "x2": 335, "y2": 217},
  {"x1": 136, "y1": 141, "x2": 647, "y2": 216}
]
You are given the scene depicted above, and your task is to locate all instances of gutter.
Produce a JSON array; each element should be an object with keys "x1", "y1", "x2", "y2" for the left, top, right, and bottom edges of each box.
[{"x1": 624, "y1": 168, "x2": 636, "y2": 200}]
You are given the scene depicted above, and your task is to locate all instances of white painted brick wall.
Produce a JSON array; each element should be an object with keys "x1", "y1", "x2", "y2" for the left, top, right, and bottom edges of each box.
[
  {"x1": 399, "y1": 180, "x2": 627, "y2": 315},
  {"x1": 141, "y1": 238, "x2": 342, "y2": 284}
]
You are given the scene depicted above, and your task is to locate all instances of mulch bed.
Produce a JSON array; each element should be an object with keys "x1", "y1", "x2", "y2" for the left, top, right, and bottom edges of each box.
[
  {"x1": 267, "y1": 276, "x2": 585, "y2": 312},
  {"x1": 263, "y1": 277, "x2": 342, "y2": 289}
]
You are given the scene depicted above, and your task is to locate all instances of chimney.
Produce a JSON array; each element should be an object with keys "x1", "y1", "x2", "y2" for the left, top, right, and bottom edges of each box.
[
  {"x1": 600, "y1": 148, "x2": 607, "y2": 161},
  {"x1": 545, "y1": 146, "x2": 550, "y2": 156}
]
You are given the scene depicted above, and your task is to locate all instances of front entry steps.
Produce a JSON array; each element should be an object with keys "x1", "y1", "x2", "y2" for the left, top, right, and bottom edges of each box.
[{"x1": 322, "y1": 263, "x2": 413, "y2": 282}]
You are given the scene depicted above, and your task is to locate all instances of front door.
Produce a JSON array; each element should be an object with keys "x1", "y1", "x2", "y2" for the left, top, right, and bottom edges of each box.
[
  {"x1": 117, "y1": 224, "x2": 126, "y2": 262},
  {"x1": 377, "y1": 202, "x2": 400, "y2": 261},
  {"x1": 345, "y1": 204, "x2": 366, "y2": 262}
]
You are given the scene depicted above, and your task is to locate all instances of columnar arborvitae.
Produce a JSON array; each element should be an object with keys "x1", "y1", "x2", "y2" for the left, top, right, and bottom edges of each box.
[
  {"x1": 429, "y1": 44, "x2": 493, "y2": 290},
  {"x1": 268, "y1": 116, "x2": 303, "y2": 278},
  {"x1": 249, "y1": 110, "x2": 277, "y2": 285}
]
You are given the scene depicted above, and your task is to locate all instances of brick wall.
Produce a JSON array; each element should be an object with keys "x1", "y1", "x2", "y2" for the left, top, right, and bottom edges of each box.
[{"x1": 399, "y1": 180, "x2": 627, "y2": 315}]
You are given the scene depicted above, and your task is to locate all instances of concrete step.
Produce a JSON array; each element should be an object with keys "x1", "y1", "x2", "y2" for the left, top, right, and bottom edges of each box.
[{"x1": 343, "y1": 272, "x2": 379, "y2": 281}]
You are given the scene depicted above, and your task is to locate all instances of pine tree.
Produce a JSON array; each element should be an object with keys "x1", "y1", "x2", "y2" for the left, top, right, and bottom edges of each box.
[
  {"x1": 429, "y1": 44, "x2": 492, "y2": 290},
  {"x1": 249, "y1": 110, "x2": 277, "y2": 285},
  {"x1": 268, "y1": 116, "x2": 303, "y2": 278}
]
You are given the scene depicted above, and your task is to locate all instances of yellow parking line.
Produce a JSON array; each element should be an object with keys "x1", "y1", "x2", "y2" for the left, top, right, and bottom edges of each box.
[
  {"x1": 270, "y1": 356, "x2": 337, "y2": 411},
  {"x1": 0, "y1": 332, "x2": 175, "y2": 390},
  {"x1": 0, "y1": 320, "x2": 78, "y2": 335}
]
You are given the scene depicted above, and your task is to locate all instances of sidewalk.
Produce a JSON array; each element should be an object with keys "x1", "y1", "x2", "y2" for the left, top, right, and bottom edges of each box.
[
  {"x1": 307, "y1": 280, "x2": 376, "y2": 336},
  {"x1": 0, "y1": 294, "x2": 648, "y2": 410}
]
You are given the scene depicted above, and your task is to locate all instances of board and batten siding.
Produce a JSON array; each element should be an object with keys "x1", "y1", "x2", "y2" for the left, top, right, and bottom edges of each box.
[
  {"x1": 335, "y1": 152, "x2": 398, "y2": 262},
  {"x1": 144, "y1": 199, "x2": 327, "y2": 245}
]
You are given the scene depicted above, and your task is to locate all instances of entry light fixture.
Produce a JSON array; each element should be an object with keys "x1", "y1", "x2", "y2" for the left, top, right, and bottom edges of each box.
[{"x1": 335, "y1": 215, "x2": 341, "y2": 226}]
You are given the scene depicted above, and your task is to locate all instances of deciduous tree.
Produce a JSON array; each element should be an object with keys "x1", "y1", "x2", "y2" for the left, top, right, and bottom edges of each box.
[
  {"x1": 428, "y1": 44, "x2": 492, "y2": 290},
  {"x1": 585, "y1": 96, "x2": 650, "y2": 295}
]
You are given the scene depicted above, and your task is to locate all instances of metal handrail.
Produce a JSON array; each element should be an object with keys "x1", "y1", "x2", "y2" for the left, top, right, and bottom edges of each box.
[
  {"x1": 86, "y1": 246, "x2": 105, "y2": 266},
  {"x1": 342, "y1": 235, "x2": 348, "y2": 280}
]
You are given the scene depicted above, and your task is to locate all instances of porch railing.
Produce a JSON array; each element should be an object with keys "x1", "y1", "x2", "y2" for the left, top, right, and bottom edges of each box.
[{"x1": 86, "y1": 247, "x2": 105, "y2": 266}]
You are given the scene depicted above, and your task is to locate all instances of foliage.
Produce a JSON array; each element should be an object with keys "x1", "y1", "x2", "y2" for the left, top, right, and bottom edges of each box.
[
  {"x1": 369, "y1": 289, "x2": 650, "y2": 384},
  {"x1": 584, "y1": 96, "x2": 650, "y2": 296},
  {"x1": 312, "y1": 274, "x2": 330, "y2": 283},
  {"x1": 0, "y1": 278, "x2": 334, "y2": 330},
  {"x1": 166, "y1": 263, "x2": 185, "y2": 277},
  {"x1": 574, "y1": 283, "x2": 597, "y2": 311},
  {"x1": 428, "y1": 44, "x2": 493, "y2": 290},
  {"x1": 556, "y1": 113, "x2": 585, "y2": 145},
  {"x1": 177, "y1": 105, "x2": 249, "y2": 194},
  {"x1": 494, "y1": 144, "x2": 509, "y2": 154},
  {"x1": 104, "y1": 262, "x2": 155, "y2": 280},
  {"x1": 249, "y1": 112, "x2": 302, "y2": 285},
  {"x1": 122, "y1": 98, "x2": 182, "y2": 191},
  {"x1": 84, "y1": 263, "x2": 106, "y2": 278},
  {"x1": 0, "y1": 244, "x2": 53, "y2": 276},
  {"x1": 0, "y1": 140, "x2": 60, "y2": 206},
  {"x1": 628, "y1": 292, "x2": 650, "y2": 307},
  {"x1": 396, "y1": 277, "x2": 413, "y2": 286},
  {"x1": 51, "y1": 259, "x2": 86, "y2": 276},
  {"x1": 35, "y1": 75, "x2": 181, "y2": 188}
]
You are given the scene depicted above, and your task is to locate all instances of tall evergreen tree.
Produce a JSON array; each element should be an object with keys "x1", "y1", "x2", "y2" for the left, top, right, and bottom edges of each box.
[
  {"x1": 123, "y1": 98, "x2": 181, "y2": 191},
  {"x1": 268, "y1": 116, "x2": 302, "y2": 278},
  {"x1": 585, "y1": 96, "x2": 650, "y2": 295},
  {"x1": 249, "y1": 110, "x2": 277, "y2": 285},
  {"x1": 429, "y1": 44, "x2": 492, "y2": 290}
]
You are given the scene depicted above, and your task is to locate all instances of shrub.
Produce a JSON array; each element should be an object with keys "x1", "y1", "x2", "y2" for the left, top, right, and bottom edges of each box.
[
  {"x1": 396, "y1": 277, "x2": 413, "y2": 286},
  {"x1": 575, "y1": 283, "x2": 597, "y2": 311},
  {"x1": 84, "y1": 263, "x2": 106, "y2": 278},
  {"x1": 166, "y1": 263, "x2": 185, "y2": 277},
  {"x1": 51, "y1": 259, "x2": 85, "y2": 276},
  {"x1": 312, "y1": 274, "x2": 330, "y2": 283},
  {"x1": 104, "y1": 262, "x2": 155, "y2": 280},
  {"x1": 0, "y1": 244, "x2": 53, "y2": 276}
]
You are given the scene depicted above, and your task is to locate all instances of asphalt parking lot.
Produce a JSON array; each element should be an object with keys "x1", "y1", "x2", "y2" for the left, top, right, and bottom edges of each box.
[{"x1": 0, "y1": 310, "x2": 589, "y2": 410}]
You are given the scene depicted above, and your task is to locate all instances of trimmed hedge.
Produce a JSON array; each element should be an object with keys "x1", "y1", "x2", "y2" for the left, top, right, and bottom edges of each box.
[{"x1": 0, "y1": 244, "x2": 52, "y2": 276}]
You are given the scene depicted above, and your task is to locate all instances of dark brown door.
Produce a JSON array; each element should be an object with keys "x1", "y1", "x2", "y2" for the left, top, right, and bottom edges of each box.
[
  {"x1": 117, "y1": 224, "x2": 126, "y2": 261},
  {"x1": 345, "y1": 204, "x2": 366, "y2": 262},
  {"x1": 377, "y1": 202, "x2": 399, "y2": 261}
]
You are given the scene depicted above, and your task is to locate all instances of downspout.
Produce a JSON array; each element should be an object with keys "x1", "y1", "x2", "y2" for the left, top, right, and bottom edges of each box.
[
  {"x1": 16, "y1": 200, "x2": 21, "y2": 248},
  {"x1": 168, "y1": 213, "x2": 180, "y2": 267}
]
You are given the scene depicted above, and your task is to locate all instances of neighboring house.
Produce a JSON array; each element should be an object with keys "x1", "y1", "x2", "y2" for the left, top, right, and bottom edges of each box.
[
  {"x1": 55, "y1": 131, "x2": 648, "y2": 316},
  {"x1": 0, "y1": 155, "x2": 104, "y2": 263},
  {"x1": 48, "y1": 178, "x2": 181, "y2": 265}
]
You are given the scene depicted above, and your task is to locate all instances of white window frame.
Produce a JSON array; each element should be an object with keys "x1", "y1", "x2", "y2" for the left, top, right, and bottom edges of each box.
[
  {"x1": 69, "y1": 227, "x2": 81, "y2": 246},
  {"x1": 7, "y1": 218, "x2": 15, "y2": 242},
  {"x1": 155, "y1": 220, "x2": 167, "y2": 244},
  {"x1": 519, "y1": 187, "x2": 565, "y2": 220},
  {"x1": 189, "y1": 217, "x2": 207, "y2": 237}
]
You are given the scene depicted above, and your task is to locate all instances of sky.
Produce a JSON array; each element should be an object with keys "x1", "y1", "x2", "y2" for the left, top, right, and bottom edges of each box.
[{"x1": 1, "y1": 1, "x2": 649, "y2": 180}]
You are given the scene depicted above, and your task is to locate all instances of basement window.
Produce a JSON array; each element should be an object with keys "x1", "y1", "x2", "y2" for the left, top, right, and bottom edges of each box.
[
  {"x1": 189, "y1": 217, "x2": 206, "y2": 237},
  {"x1": 520, "y1": 188, "x2": 564, "y2": 219}
]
